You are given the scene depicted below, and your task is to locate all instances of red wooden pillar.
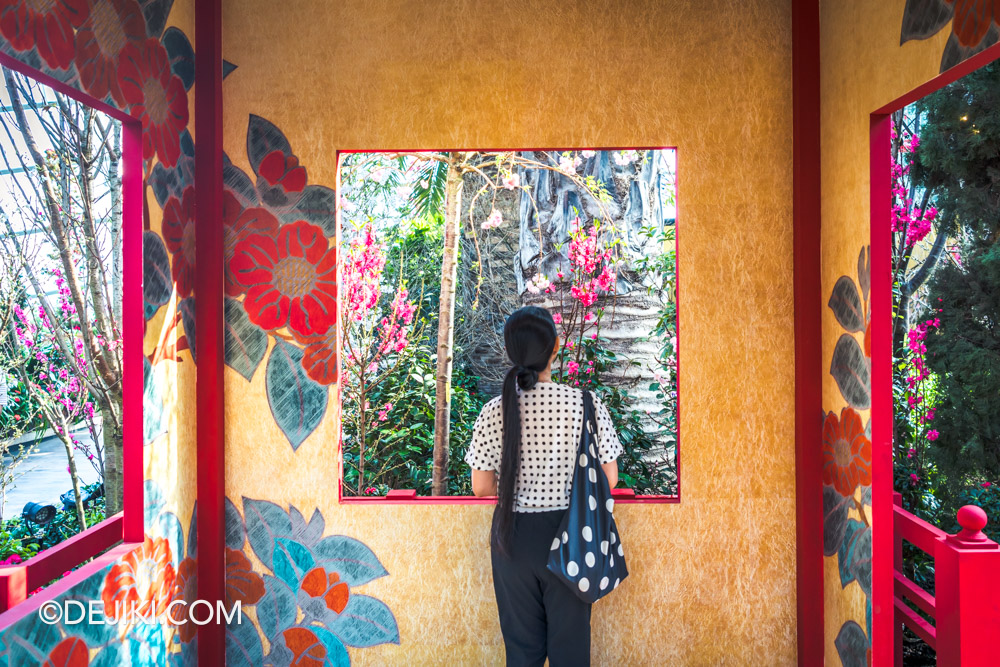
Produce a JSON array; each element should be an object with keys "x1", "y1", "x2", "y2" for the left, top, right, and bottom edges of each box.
[{"x1": 935, "y1": 506, "x2": 1000, "y2": 666}]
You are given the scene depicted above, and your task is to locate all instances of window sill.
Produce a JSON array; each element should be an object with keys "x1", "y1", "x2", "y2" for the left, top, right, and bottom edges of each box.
[{"x1": 339, "y1": 488, "x2": 679, "y2": 505}]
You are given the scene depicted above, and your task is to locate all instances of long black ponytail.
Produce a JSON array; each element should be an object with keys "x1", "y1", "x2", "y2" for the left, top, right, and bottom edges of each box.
[{"x1": 491, "y1": 306, "x2": 558, "y2": 557}]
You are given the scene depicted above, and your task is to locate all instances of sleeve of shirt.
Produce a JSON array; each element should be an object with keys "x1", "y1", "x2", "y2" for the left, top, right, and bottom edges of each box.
[
  {"x1": 594, "y1": 396, "x2": 624, "y2": 464},
  {"x1": 465, "y1": 399, "x2": 503, "y2": 472}
]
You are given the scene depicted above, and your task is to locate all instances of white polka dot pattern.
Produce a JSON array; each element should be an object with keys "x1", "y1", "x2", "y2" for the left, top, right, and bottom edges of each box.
[{"x1": 463, "y1": 383, "x2": 624, "y2": 512}]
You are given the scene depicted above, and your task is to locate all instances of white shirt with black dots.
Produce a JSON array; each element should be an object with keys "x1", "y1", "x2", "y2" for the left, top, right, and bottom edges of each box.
[{"x1": 464, "y1": 382, "x2": 624, "y2": 513}]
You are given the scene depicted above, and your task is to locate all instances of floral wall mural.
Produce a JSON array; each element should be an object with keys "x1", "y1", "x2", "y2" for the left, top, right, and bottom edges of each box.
[
  {"x1": 224, "y1": 497, "x2": 399, "y2": 665},
  {"x1": 901, "y1": 0, "x2": 1000, "y2": 72},
  {"x1": 823, "y1": 247, "x2": 874, "y2": 667}
]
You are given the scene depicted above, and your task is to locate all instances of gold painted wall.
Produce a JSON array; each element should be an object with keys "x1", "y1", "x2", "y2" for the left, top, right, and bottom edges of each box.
[
  {"x1": 819, "y1": 1, "x2": 955, "y2": 663},
  {"x1": 222, "y1": 1, "x2": 797, "y2": 664}
]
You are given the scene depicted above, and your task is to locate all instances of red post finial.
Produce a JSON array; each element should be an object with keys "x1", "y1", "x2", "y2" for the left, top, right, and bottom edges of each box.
[{"x1": 955, "y1": 505, "x2": 989, "y2": 543}]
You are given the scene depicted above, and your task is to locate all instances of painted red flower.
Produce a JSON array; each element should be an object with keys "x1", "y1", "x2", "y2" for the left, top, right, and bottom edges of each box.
[
  {"x1": 169, "y1": 556, "x2": 198, "y2": 643},
  {"x1": 230, "y1": 220, "x2": 337, "y2": 336},
  {"x1": 102, "y1": 535, "x2": 177, "y2": 621},
  {"x1": 0, "y1": 0, "x2": 88, "y2": 70},
  {"x1": 293, "y1": 327, "x2": 337, "y2": 385},
  {"x1": 222, "y1": 190, "x2": 279, "y2": 297},
  {"x1": 43, "y1": 636, "x2": 88, "y2": 667},
  {"x1": 947, "y1": 0, "x2": 999, "y2": 47},
  {"x1": 283, "y1": 627, "x2": 327, "y2": 667},
  {"x1": 225, "y1": 547, "x2": 265, "y2": 609},
  {"x1": 259, "y1": 150, "x2": 306, "y2": 193},
  {"x1": 117, "y1": 38, "x2": 189, "y2": 167},
  {"x1": 74, "y1": 0, "x2": 145, "y2": 106},
  {"x1": 301, "y1": 566, "x2": 349, "y2": 613},
  {"x1": 822, "y1": 407, "x2": 872, "y2": 496},
  {"x1": 161, "y1": 188, "x2": 196, "y2": 298}
]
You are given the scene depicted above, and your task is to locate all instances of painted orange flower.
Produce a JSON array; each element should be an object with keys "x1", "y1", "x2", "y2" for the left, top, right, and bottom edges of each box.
[
  {"x1": 822, "y1": 407, "x2": 872, "y2": 496},
  {"x1": 74, "y1": 0, "x2": 145, "y2": 106},
  {"x1": 283, "y1": 627, "x2": 327, "y2": 667},
  {"x1": 102, "y1": 535, "x2": 177, "y2": 620},
  {"x1": 947, "y1": 0, "x2": 999, "y2": 47},
  {"x1": 43, "y1": 637, "x2": 89, "y2": 667},
  {"x1": 293, "y1": 327, "x2": 338, "y2": 385},
  {"x1": 0, "y1": 0, "x2": 88, "y2": 70},
  {"x1": 117, "y1": 37, "x2": 189, "y2": 166},
  {"x1": 161, "y1": 187, "x2": 196, "y2": 298},
  {"x1": 301, "y1": 566, "x2": 349, "y2": 614},
  {"x1": 225, "y1": 547, "x2": 265, "y2": 609},
  {"x1": 230, "y1": 220, "x2": 337, "y2": 336},
  {"x1": 222, "y1": 191, "x2": 279, "y2": 297},
  {"x1": 170, "y1": 556, "x2": 198, "y2": 643}
]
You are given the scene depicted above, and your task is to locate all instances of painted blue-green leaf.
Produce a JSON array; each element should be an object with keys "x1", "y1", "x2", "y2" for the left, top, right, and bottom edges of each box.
[
  {"x1": 900, "y1": 0, "x2": 953, "y2": 44},
  {"x1": 149, "y1": 157, "x2": 194, "y2": 209},
  {"x1": 243, "y1": 497, "x2": 292, "y2": 571},
  {"x1": 144, "y1": 356, "x2": 167, "y2": 444},
  {"x1": 838, "y1": 519, "x2": 872, "y2": 597},
  {"x1": 226, "y1": 606, "x2": 264, "y2": 667},
  {"x1": 188, "y1": 501, "x2": 198, "y2": 558},
  {"x1": 328, "y1": 594, "x2": 401, "y2": 648},
  {"x1": 312, "y1": 626, "x2": 351, "y2": 667},
  {"x1": 256, "y1": 575, "x2": 297, "y2": 639},
  {"x1": 828, "y1": 275, "x2": 864, "y2": 333},
  {"x1": 247, "y1": 115, "x2": 293, "y2": 177},
  {"x1": 162, "y1": 27, "x2": 194, "y2": 90},
  {"x1": 823, "y1": 484, "x2": 852, "y2": 557},
  {"x1": 282, "y1": 185, "x2": 336, "y2": 236},
  {"x1": 143, "y1": 231, "x2": 171, "y2": 315},
  {"x1": 225, "y1": 297, "x2": 268, "y2": 381},
  {"x1": 5, "y1": 618, "x2": 57, "y2": 666},
  {"x1": 224, "y1": 159, "x2": 258, "y2": 208},
  {"x1": 225, "y1": 496, "x2": 245, "y2": 551},
  {"x1": 289, "y1": 505, "x2": 325, "y2": 548},
  {"x1": 273, "y1": 538, "x2": 316, "y2": 590},
  {"x1": 834, "y1": 620, "x2": 869, "y2": 667},
  {"x1": 830, "y1": 333, "x2": 871, "y2": 409},
  {"x1": 91, "y1": 642, "x2": 127, "y2": 667},
  {"x1": 265, "y1": 339, "x2": 328, "y2": 451},
  {"x1": 158, "y1": 510, "x2": 184, "y2": 566},
  {"x1": 223, "y1": 60, "x2": 238, "y2": 79},
  {"x1": 145, "y1": 479, "x2": 166, "y2": 528},
  {"x1": 313, "y1": 535, "x2": 389, "y2": 586},
  {"x1": 179, "y1": 297, "x2": 196, "y2": 364},
  {"x1": 127, "y1": 621, "x2": 167, "y2": 666},
  {"x1": 140, "y1": 0, "x2": 174, "y2": 38}
]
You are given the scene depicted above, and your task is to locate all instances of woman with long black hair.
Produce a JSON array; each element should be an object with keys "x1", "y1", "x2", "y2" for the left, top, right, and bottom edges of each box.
[{"x1": 465, "y1": 306, "x2": 623, "y2": 666}]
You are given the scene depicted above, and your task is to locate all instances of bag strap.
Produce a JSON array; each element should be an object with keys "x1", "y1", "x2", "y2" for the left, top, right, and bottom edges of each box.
[{"x1": 579, "y1": 390, "x2": 598, "y2": 456}]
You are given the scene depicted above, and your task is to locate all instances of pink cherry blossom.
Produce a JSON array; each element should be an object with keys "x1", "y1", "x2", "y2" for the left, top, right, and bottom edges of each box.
[{"x1": 482, "y1": 209, "x2": 504, "y2": 230}]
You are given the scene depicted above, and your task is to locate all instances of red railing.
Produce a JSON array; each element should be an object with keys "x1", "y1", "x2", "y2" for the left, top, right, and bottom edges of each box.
[{"x1": 893, "y1": 492, "x2": 1000, "y2": 665}]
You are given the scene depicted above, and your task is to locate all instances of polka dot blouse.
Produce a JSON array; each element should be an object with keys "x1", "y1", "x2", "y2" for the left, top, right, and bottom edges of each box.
[{"x1": 464, "y1": 382, "x2": 624, "y2": 513}]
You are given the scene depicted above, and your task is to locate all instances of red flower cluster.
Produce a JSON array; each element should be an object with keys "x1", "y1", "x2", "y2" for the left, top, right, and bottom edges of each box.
[
  {"x1": 230, "y1": 220, "x2": 337, "y2": 337},
  {"x1": 74, "y1": 0, "x2": 145, "y2": 105},
  {"x1": 822, "y1": 407, "x2": 872, "y2": 496},
  {"x1": 0, "y1": 0, "x2": 88, "y2": 70},
  {"x1": 161, "y1": 187, "x2": 196, "y2": 298}
]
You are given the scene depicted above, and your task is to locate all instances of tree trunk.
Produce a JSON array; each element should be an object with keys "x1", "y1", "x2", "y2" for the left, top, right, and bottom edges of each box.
[
  {"x1": 432, "y1": 158, "x2": 463, "y2": 495},
  {"x1": 102, "y1": 414, "x2": 122, "y2": 515},
  {"x1": 58, "y1": 430, "x2": 87, "y2": 531}
]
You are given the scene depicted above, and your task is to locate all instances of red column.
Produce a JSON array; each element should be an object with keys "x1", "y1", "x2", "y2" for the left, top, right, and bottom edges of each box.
[{"x1": 935, "y1": 505, "x2": 1000, "y2": 666}]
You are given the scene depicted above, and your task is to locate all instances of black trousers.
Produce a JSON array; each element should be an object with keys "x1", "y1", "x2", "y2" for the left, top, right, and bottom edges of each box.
[{"x1": 491, "y1": 509, "x2": 592, "y2": 667}]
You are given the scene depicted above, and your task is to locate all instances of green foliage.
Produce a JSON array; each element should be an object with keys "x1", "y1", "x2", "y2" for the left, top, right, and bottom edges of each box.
[{"x1": 0, "y1": 483, "x2": 105, "y2": 560}]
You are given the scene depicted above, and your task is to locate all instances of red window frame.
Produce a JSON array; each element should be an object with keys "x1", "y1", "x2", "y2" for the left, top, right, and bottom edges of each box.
[
  {"x1": 869, "y1": 42, "x2": 1000, "y2": 665},
  {"x1": 0, "y1": 51, "x2": 144, "y2": 625},
  {"x1": 335, "y1": 146, "x2": 681, "y2": 506}
]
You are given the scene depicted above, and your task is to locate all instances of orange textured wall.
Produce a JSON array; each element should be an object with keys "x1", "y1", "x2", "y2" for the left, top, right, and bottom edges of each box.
[
  {"x1": 222, "y1": 1, "x2": 797, "y2": 663},
  {"x1": 819, "y1": 0, "x2": 950, "y2": 663}
]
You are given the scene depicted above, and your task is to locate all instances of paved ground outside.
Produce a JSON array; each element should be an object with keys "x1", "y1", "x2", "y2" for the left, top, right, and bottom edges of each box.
[{"x1": 2, "y1": 428, "x2": 101, "y2": 520}]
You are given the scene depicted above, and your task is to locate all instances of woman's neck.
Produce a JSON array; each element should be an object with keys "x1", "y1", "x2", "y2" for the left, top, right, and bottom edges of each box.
[{"x1": 537, "y1": 367, "x2": 553, "y2": 383}]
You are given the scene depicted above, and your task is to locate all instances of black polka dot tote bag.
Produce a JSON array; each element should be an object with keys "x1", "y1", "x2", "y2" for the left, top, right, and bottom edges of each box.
[{"x1": 546, "y1": 390, "x2": 628, "y2": 603}]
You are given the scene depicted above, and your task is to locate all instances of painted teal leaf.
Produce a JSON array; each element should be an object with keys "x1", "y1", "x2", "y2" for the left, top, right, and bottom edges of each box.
[
  {"x1": 265, "y1": 340, "x2": 328, "y2": 451},
  {"x1": 256, "y1": 575, "x2": 297, "y2": 639},
  {"x1": 226, "y1": 496, "x2": 245, "y2": 551},
  {"x1": 225, "y1": 297, "x2": 268, "y2": 381},
  {"x1": 243, "y1": 497, "x2": 292, "y2": 571},
  {"x1": 145, "y1": 479, "x2": 166, "y2": 529},
  {"x1": 158, "y1": 511, "x2": 184, "y2": 566},
  {"x1": 823, "y1": 484, "x2": 852, "y2": 557},
  {"x1": 289, "y1": 505, "x2": 325, "y2": 548},
  {"x1": 142, "y1": 231, "x2": 171, "y2": 316},
  {"x1": 273, "y1": 538, "x2": 316, "y2": 590},
  {"x1": 828, "y1": 275, "x2": 865, "y2": 333},
  {"x1": 226, "y1": 607, "x2": 264, "y2": 666},
  {"x1": 312, "y1": 627, "x2": 351, "y2": 667},
  {"x1": 900, "y1": 0, "x2": 953, "y2": 44},
  {"x1": 247, "y1": 115, "x2": 293, "y2": 177},
  {"x1": 328, "y1": 594, "x2": 400, "y2": 648},
  {"x1": 834, "y1": 620, "x2": 869, "y2": 667},
  {"x1": 162, "y1": 27, "x2": 194, "y2": 90},
  {"x1": 830, "y1": 334, "x2": 871, "y2": 409},
  {"x1": 313, "y1": 535, "x2": 389, "y2": 586},
  {"x1": 144, "y1": 356, "x2": 167, "y2": 444}
]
